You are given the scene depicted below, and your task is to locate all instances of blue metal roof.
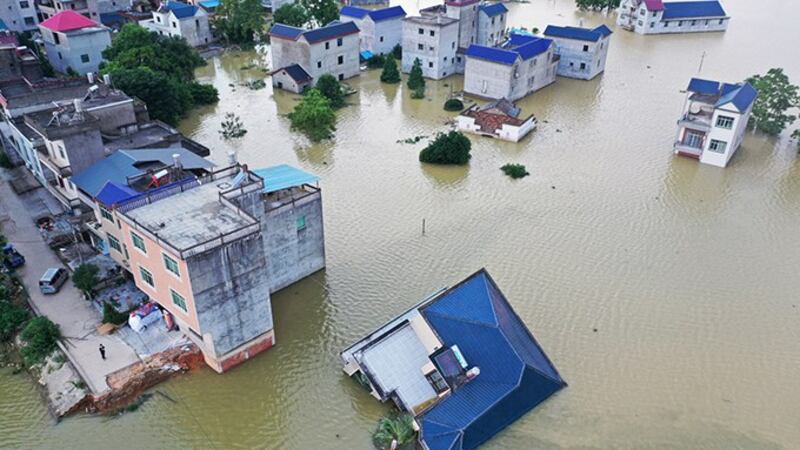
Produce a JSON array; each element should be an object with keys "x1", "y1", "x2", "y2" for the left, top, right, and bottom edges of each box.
[
  {"x1": 469, "y1": 35, "x2": 551, "y2": 65},
  {"x1": 198, "y1": 0, "x2": 219, "y2": 9},
  {"x1": 507, "y1": 32, "x2": 536, "y2": 46},
  {"x1": 277, "y1": 64, "x2": 312, "y2": 82},
  {"x1": 270, "y1": 23, "x2": 305, "y2": 40},
  {"x1": 465, "y1": 45, "x2": 519, "y2": 65},
  {"x1": 479, "y1": 3, "x2": 508, "y2": 18},
  {"x1": 593, "y1": 24, "x2": 613, "y2": 36},
  {"x1": 96, "y1": 182, "x2": 139, "y2": 206},
  {"x1": 687, "y1": 77, "x2": 720, "y2": 94},
  {"x1": 417, "y1": 270, "x2": 566, "y2": 450},
  {"x1": 340, "y1": 6, "x2": 369, "y2": 19},
  {"x1": 303, "y1": 20, "x2": 359, "y2": 43},
  {"x1": 514, "y1": 37, "x2": 552, "y2": 60},
  {"x1": 715, "y1": 83, "x2": 757, "y2": 111},
  {"x1": 368, "y1": 5, "x2": 406, "y2": 22},
  {"x1": 662, "y1": 1, "x2": 726, "y2": 19},
  {"x1": 161, "y1": 1, "x2": 199, "y2": 19},
  {"x1": 252, "y1": 164, "x2": 320, "y2": 193},
  {"x1": 544, "y1": 25, "x2": 604, "y2": 42}
]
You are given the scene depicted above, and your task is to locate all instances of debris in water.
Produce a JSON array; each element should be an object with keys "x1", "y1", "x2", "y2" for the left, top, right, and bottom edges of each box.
[{"x1": 397, "y1": 135, "x2": 428, "y2": 144}]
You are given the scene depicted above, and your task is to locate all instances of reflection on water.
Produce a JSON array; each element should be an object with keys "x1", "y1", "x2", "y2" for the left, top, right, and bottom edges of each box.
[{"x1": 3, "y1": 0, "x2": 800, "y2": 449}]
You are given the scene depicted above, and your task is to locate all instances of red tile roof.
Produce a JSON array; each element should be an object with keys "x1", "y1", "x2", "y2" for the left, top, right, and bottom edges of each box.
[
  {"x1": 644, "y1": 0, "x2": 665, "y2": 11},
  {"x1": 39, "y1": 10, "x2": 99, "y2": 32}
]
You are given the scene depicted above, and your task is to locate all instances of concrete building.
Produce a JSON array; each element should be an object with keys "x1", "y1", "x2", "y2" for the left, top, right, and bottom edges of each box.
[
  {"x1": 38, "y1": 0, "x2": 101, "y2": 22},
  {"x1": 617, "y1": 0, "x2": 729, "y2": 34},
  {"x1": 0, "y1": 36, "x2": 43, "y2": 82},
  {"x1": 269, "y1": 21, "x2": 360, "y2": 91},
  {"x1": 0, "y1": 0, "x2": 39, "y2": 32},
  {"x1": 674, "y1": 77, "x2": 757, "y2": 168},
  {"x1": 543, "y1": 24, "x2": 611, "y2": 80},
  {"x1": 339, "y1": 5, "x2": 406, "y2": 56},
  {"x1": 341, "y1": 269, "x2": 566, "y2": 450},
  {"x1": 39, "y1": 11, "x2": 112, "y2": 75},
  {"x1": 464, "y1": 33, "x2": 558, "y2": 101},
  {"x1": 476, "y1": 2, "x2": 507, "y2": 48},
  {"x1": 457, "y1": 98, "x2": 536, "y2": 142},
  {"x1": 142, "y1": 1, "x2": 214, "y2": 47},
  {"x1": 71, "y1": 162, "x2": 326, "y2": 372}
]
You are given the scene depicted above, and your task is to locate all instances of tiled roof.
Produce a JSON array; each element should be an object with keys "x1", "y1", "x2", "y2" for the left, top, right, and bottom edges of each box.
[
  {"x1": 544, "y1": 24, "x2": 610, "y2": 42},
  {"x1": 478, "y1": 3, "x2": 508, "y2": 18},
  {"x1": 468, "y1": 35, "x2": 551, "y2": 65},
  {"x1": 273, "y1": 64, "x2": 312, "y2": 83},
  {"x1": 417, "y1": 270, "x2": 566, "y2": 450},
  {"x1": 96, "y1": 182, "x2": 139, "y2": 206},
  {"x1": 303, "y1": 20, "x2": 359, "y2": 43},
  {"x1": 368, "y1": 5, "x2": 406, "y2": 22},
  {"x1": 198, "y1": 0, "x2": 220, "y2": 9},
  {"x1": 340, "y1": 5, "x2": 370, "y2": 19},
  {"x1": 514, "y1": 37, "x2": 553, "y2": 60},
  {"x1": 270, "y1": 23, "x2": 305, "y2": 40},
  {"x1": 465, "y1": 45, "x2": 519, "y2": 65},
  {"x1": 507, "y1": 32, "x2": 537, "y2": 46},
  {"x1": 644, "y1": 0, "x2": 665, "y2": 11},
  {"x1": 39, "y1": 10, "x2": 99, "y2": 32},
  {"x1": 160, "y1": 1, "x2": 199, "y2": 19},
  {"x1": 662, "y1": 1, "x2": 726, "y2": 19}
]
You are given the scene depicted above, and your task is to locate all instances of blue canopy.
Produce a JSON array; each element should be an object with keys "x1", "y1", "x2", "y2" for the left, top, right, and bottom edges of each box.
[
  {"x1": 252, "y1": 164, "x2": 319, "y2": 193},
  {"x1": 360, "y1": 50, "x2": 374, "y2": 60}
]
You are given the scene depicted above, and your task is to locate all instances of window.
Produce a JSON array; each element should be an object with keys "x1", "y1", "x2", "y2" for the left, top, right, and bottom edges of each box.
[
  {"x1": 580, "y1": 62, "x2": 586, "y2": 70},
  {"x1": 582, "y1": 45, "x2": 588, "y2": 52},
  {"x1": 131, "y1": 231, "x2": 146, "y2": 253},
  {"x1": 691, "y1": 20, "x2": 696, "y2": 26},
  {"x1": 57, "y1": 145, "x2": 65, "y2": 159},
  {"x1": 418, "y1": 43, "x2": 423, "y2": 50},
  {"x1": 123, "y1": 243, "x2": 129, "y2": 260},
  {"x1": 429, "y1": 30, "x2": 435, "y2": 37},
  {"x1": 139, "y1": 266, "x2": 154, "y2": 287},
  {"x1": 53, "y1": 33, "x2": 60, "y2": 45},
  {"x1": 338, "y1": 73, "x2": 343, "y2": 81},
  {"x1": 337, "y1": 37, "x2": 342, "y2": 46},
  {"x1": 99, "y1": 205, "x2": 114, "y2": 221},
  {"x1": 491, "y1": 18, "x2": 495, "y2": 25},
  {"x1": 337, "y1": 55, "x2": 343, "y2": 65},
  {"x1": 379, "y1": 36, "x2": 384, "y2": 42},
  {"x1": 716, "y1": 115, "x2": 734, "y2": 129},
  {"x1": 664, "y1": 21, "x2": 669, "y2": 27},
  {"x1": 156, "y1": 16, "x2": 160, "y2": 22},
  {"x1": 172, "y1": 21, "x2": 177, "y2": 28},
  {"x1": 649, "y1": 22, "x2": 654, "y2": 28},
  {"x1": 296, "y1": 215, "x2": 306, "y2": 231},
  {"x1": 708, "y1": 139, "x2": 728, "y2": 153},
  {"x1": 451, "y1": 42, "x2": 455, "y2": 49},
  {"x1": 195, "y1": 19, "x2": 199, "y2": 27},
  {"x1": 317, "y1": 61, "x2": 322, "y2": 68},
  {"x1": 418, "y1": 28, "x2": 424, "y2": 35},
  {"x1": 170, "y1": 289, "x2": 187, "y2": 312},
  {"x1": 24, "y1": 17, "x2": 34, "y2": 25},
  {"x1": 107, "y1": 234, "x2": 121, "y2": 253},
  {"x1": 718, "y1": 19, "x2": 724, "y2": 25},
  {"x1": 80, "y1": 54, "x2": 89, "y2": 63},
  {"x1": 428, "y1": 61, "x2": 433, "y2": 68},
  {"x1": 20, "y1": 1, "x2": 30, "y2": 8},
  {"x1": 637, "y1": 20, "x2": 643, "y2": 26},
  {"x1": 163, "y1": 253, "x2": 180, "y2": 277},
  {"x1": 705, "y1": 20, "x2": 709, "y2": 25},
  {"x1": 678, "y1": 21, "x2": 683, "y2": 26},
  {"x1": 325, "y1": 42, "x2": 330, "y2": 49},
  {"x1": 429, "y1": 46, "x2": 434, "y2": 51}
]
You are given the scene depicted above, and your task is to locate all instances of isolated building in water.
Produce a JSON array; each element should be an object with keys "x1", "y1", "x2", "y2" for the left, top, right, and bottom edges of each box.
[
  {"x1": 617, "y1": 0, "x2": 729, "y2": 34},
  {"x1": 339, "y1": 5, "x2": 406, "y2": 56},
  {"x1": 543, "y1": 24, "x2": 611, "y2": 80}
]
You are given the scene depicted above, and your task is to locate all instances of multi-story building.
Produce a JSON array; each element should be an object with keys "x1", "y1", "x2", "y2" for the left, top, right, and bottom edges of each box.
[
  {"x1": 38, "y1": 0, "x2": 101, "y2": 22},
  {"x1": 543, "y1": 24, "x2": 612, "y2": 80},
  {"x1": 475, "y1": 2, "x2": 507, "y2": 47},
  {"x1": 616, "y1": 0, "x2": 729, "y2": 34},
  {"x1": 0, "y1": 36, "x2": 43, "y2": 82},
  {"x1": 339, "y1": 5, "x2": 406, "y2": 56},
  {"x1": 674, "y1": 77, "x2": 757, "y2": 168},
  {"x1": 142, "y1": 1, "x2": 214, "y2": 47},
  {"x1": 72, "y1": 161, "x2": 326, "y2": 372},
  {"x1": 39, "y1": 10, "x2": 112, "y2": 75},
  {"x1": 270, "y1": 21, "x2": 360, "y2": 92},
  {"x1": 464, "y1": 33, "x2": 558, "y2": 101},
  {"x1": 0, "y1": 0, "x2": 39, "y2": 32}
]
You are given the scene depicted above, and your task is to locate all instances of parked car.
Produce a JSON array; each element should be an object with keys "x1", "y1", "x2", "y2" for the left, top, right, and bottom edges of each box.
[
  {"x1": 39, "y1": 268, "x2": 68, "y2": 295},
  {"x1": 1, "y1": 244, "x2": 25, "y2": 273}
]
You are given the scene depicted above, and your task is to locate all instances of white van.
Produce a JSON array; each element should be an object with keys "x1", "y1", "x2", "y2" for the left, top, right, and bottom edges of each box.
[{"x1": 39, "y1": 268, "x2": 68, "y2": 295}]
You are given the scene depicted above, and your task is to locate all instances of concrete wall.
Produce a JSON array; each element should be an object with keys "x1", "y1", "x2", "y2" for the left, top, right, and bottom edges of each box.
[
  {"x1": 618, "y1": 1, "x2": 729, "y2": 34},
  {"x1": 271, "y1": 32, "x2": 360, "y2": 85},
  {"x1": 271, "y1": 70, "x2": 307, "y2": 93},
  {"x1": 464, "y1": 49, "x2": 557, "y2": 101},
  {"x1": 58, "y1": 126, "x2": 106, "y2": 175},
  {"x1": 86, "y1": 100, "x2": 137, "y2": 133},
  {"x1": 446, "y1": 3, "x2": 478, "y2": 49},
  {"x1": 476, "y1": 11, "x2": 506, "y2": 47},
  {"x1": 0, "y1": 0, "x2": 38, "y2": 32},
  {"x1": 340, "y1": 15, "x2": 403, "y2": 56},
  {"x1": 401, "y1": 20, "x2": 459, "y2": 79},
  {"x1": 550, "y1": 35, "x2": 609, "y2": 80},
  {"x1": 699, "y1": 106, "x2": 749, "y2": 167},
  {"x1": 143, "y1": 10, "x2": 214, "y2": 47},
  {"x1": 41, "y1": 28, "x2": 112, "y2": 75}
]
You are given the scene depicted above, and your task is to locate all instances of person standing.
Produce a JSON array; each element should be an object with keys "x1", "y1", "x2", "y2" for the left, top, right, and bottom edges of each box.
[{"x1": 99, "y1": 344, "x2": 106, "y2": 360}]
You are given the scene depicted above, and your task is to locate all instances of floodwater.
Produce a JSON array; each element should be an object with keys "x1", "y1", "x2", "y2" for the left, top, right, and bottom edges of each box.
[{"x1": 3, "y1": 0, "x2": 800, "y2": 448}]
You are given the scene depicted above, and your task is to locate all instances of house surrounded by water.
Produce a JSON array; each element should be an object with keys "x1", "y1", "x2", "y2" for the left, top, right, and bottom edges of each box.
[
  {"x1": 457, "y1": 98, "x2": 536, "y2": 142},
  {"x1": 544, "y1": 24, "x2": 611, "y2": 80},
  {"x1": 339, "y1": 5, "x2": 406, "y2": 56},
  {"x1": 341, "y1": 269, "x2": 566, "y2": 450},
  {"x1": 674, "y1": 77, "x2": 756, "y2": 168},
  {"x1": 142, "y1": 0, "x2": 214, "y2": 47},
  {"x1": 616, "y1": 0, "x2": 729, "y2": 34},
  {"x1": 270, "y1": 21, "x2": 360, "y2": 92}
]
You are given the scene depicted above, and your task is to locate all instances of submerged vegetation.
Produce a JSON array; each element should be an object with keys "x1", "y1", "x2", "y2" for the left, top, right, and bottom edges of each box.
[
  {"x1": 419, "y1": 131, "x2": 472, "y2": 165},
  {"x1": 288, "y1": 89, "x2": 336, "y2": 141},
  {"x1": 372, "y1": 413, "x2": 416, "y2": 450},
  {"x1": 746, "y1": 68, "x2": 799, "y2": 136},
  {"x1": 501, "y1": 163, "x2": 530, "y2": 179}
]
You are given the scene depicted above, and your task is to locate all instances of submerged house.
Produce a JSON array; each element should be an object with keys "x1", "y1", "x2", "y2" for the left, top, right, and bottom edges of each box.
[
  {"x1": 616, "y1": 0, "x2": 729, "y2": 34},
  {"x1": 457, "y1": 98, "x2": 536, "y2": 142},
  {"x1": 142, "y1": 0, "x2": 214, "y2": 47},
  {"x1": 543, "y1": 24, "x2": 611, "y2": 80},
  {"x1": 341, "y1": 269, "x2": 566, "y2": 450},
  {"x1": 674, "y1": 77, "x2": 756, "y2": 168},
  {"x1": 339, "y1": 5, "x2": 406, "y2": 56},
  {"x1": 464, "y1": 33, "x2": 558, "y2": 101}
]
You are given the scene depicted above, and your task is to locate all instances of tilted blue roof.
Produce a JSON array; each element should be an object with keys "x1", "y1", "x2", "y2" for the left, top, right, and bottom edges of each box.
[
  {"x1": 302, "y1": 20, "x2": 359, "y2": 43},
  {"x1": 514, "y1": 37, "x2": 552, "y2": 60},
  {"x1": 468, "y1": 35, "x2": 551, "y2": 65},
  {"x1": 252, "y1": 164, "x2": 319, "y2": 193},
  {"x1": 276, "y1": 64, "x2": 312, "y2": 82},
  {"x1": 479, "y1": 3, "x2": 508, "y2": 17},
  {"x1": 340, "y1": 5, "x2": 369, "y2": 19},
  {"x1": 465, "y1": 45, "x2": 519, "y2": 65},
  {"x1": 715, "y1": 83, "x2": 757, "y2": 111},
  {"x1": 417, "y1": 270, "x2": 566, "y2": 450},
  {"x1": 96, "y1": 182, "x2": 139, "y2": 206},
  {"x1": 687, "y1": 77, "x2": 720, "y2": 94},
  {"x1": 507, "y1": 32, "x2": 537, "y2": 46},
  {"x1": 662, "y1": 1, "x2": 726, "y2": 19},
  {"x1": 161, "y1": 1, "x2": 199, "y2": 19},
  {"x1": 367, "y1": 5, "x2": 406, "y2": 22},
  {"x1": 198, "y1": 0, "x2": 219, "y2": 9},
  {"x1": 270, "y1": 23, "x2": 305, "y2": 39},
  {"x1": 544, "y1": 25, "x2": 605, "y2": 42},
  {"x1": 593, "y1": 24, "x2": 613, "y2": 36}
]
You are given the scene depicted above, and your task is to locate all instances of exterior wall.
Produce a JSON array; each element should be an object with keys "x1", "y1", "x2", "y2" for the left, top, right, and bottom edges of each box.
[
  {"x1": 372, "y1": 18, "x2": 403, "y2": 55},
  {"x1": 401, "y1": 20, "x2": 459, "y2": 80},
  {"x1": 339, "y1": 16, "x2": 369, "y2": 52},
  {"x1": 446, "y1": 3, "x2": 479, "y2": 48},
  {"x1": 41, "y1": 28, "x2": 112, "y2": 75},
  {"x1": 476, "y1": 11, "x2": 506, "y2": 47},
  {"x1": 271, "y1": 70, "x2": 305, "y2": 93},
  {"x1": 456, "y1": 113, "x2": 535, "y2": 142},
  {"x1": 269, "y1": 36, "x2": 310, "y2": 74},
  {"x1": 464, "y1": 49, "x2": 557, "y2": 101},
  {"x1": 86, "y1": 100, "x2": 137, "y2": 133},
  {"x1": 271, "y1": 33, "x2": 360, "y2": 84},
  {"x1": 143, "y1": 11, "x2": 213, "y2": 47},
  {"x1": 699, "y1": 106, "x2": 748, "y2": 167},
  {"x1": 647, "y1": 16, "x2": 729, "y2": 34},
  {"x1": 5, "y1": 122, "x2": 45, "y2": 183},
  {"x1": 550, "y1": 35, "x2": 609, "y2": 80},
  {"x1": 0, "y1": 0, "x2": 39, "y2": 32},
  {"x1": 617, "y1": 0, "x2": 728, "y2": 34}
]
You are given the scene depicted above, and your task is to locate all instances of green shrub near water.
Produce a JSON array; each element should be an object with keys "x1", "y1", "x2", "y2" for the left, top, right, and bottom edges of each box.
[
  {"x1": 0, "y1": 300, "x2": 29, "y2": 342},
  {"x1": 288, "y1": 89, "x2": 336, "y2": 141},
  {"x1": 419, "y1": 131, "x2": 472, "y2": 165},
  {"x1": 391, "y1": 44, "x2": 402, "y2": 60},
  {"x1": 316, "y1": 74, "x2": 345, "y2": 109},
  {"x1": 380, "y1": 57, "x2": 400, "y2": 84},
  {"x1": 444, "y1": 98, "x2": 464, "y2": 111},
  {"x1": 501, "y1": 163, "x2": 530, "y2": 179},
  {"x1": 372, "y1": 413, "x2": 416, "y2": 450},
  {"x1": 20, "y1": 317, "x2": 60, "y2": 365}
]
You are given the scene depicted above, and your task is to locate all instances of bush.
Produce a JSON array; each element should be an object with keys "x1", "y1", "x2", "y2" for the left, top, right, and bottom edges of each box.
[
  {"x1": 288, "y1": 89, "x2": 336, "y2": 141},
  {"x1": 391, "y1": 44, "x2": 402, "y2": 60},
  {"x1": 380, "y1": 56, "x2": 400, "y2": 84},
  {"x1": 20, "y1": 317, "x2": 60, "y2": 365},
  {"x1": 367, "y1": 54, "x2": 386, "y2": 69},
  {"x1": 316, "y1": 74, "x2": 345, "y2": 109},
  {"x1": 501, "y1": 163, "x2": 530, "y2": 179},
  {"x1": 411, "y1": 86, "x2": 425, "y2": 99},
  {"x1": 407, "y1": 58, "x2": 425, "y2": 91},
  {"x1": 0, "y1": 301, "x2": 29, "y2": 342},
  {"x1": 444, "y1": 98, "x2": 464, "y2": 111},
  {"x1": 372, "y1": 413, "x2": 416, "y2": 450},
  {"x1": 73, "y1": 264, "x2": 99, "y2": 300},
  {"x1": 419, "y1": 131, "x2": 471, "y2": 165},
  {"x1": 188, "y1": 82, "x2": 219, "y2": 105},
  {"x1": 102, "y1": 302, "x2": 129, "y2": 326}
]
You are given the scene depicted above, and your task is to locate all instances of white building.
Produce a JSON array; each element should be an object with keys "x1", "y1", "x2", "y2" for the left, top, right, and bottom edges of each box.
[
  {"x1": 401, "y1": 0, "x2": 507, "y2": 80},
  {"x1": 617, "y1": 0, "x2": 729, "y2": 34},
  {"x1": 457, "y1": 98, "x2": 536, "y2": 142},
  {"x1": 269, "y1": 21, "x2": 361, "y2": 92},
  {"x1": 464, "y1": 33, "x2": 558, "y2": 101},
  {"x1": 543, "y1": 24, "x2": 611, "y2": 80},
  {"x1": 37, "y1": 0, "x2": 101, "y2": 22},
  {"x1": 142, "y1": 1, "x2": 214, "y2": 47},
  {"x1": 38, "y1": 11, "x2": 111, "y2": 75},
  {"x1": 0, "y1": 0, "x2": 39, "y2": 32},
  {"x1": 339, "y1": 5, "x2": 406, "y2": 56},
  {"x1": 674, "y1": 77, "x2": 757, "y2": 168}
]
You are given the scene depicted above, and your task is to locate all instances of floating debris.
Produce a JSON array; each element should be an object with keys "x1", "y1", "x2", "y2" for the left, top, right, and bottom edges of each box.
[
  {"x1": 397, "y1": 135, "x2": 428, "y2": 144},
  {"x1": 241, "y1": 79, "x2": 266, "y2": 90}
]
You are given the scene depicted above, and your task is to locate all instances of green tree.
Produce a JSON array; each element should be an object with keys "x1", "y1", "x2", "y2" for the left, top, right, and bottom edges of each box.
[
  {"x1": 215, "y1": 0, "x2": 266, "y2": 44},
  {"x1": 73, "y1": 264, "x2": 100, "y2": 300},
  {"x1": 273, "y1": 3, "x2": 309, "y2": 28},
  {"x1": 0, "y1": 300, "x2": 29, "y2": 343},
  {"x1": 299, "y1": 0, "x2": 339, "y2": 27},
  {"x1": 219, "y1": 112, "x2": 247, "y2": 139},
  {"x1": 288, "y1": 89, "x2": 336, "y2": 141},
  {"x1": 746, "y1": 68, "x2": 799, "y2": 135},
  {"x1": 20, "y1": 317, "x2": 60, "y2": 366},
  {"x1": 419, "y1": 131, "x2": 472, "y2": 165},
  {"x1": 407, "y1": 58, "x2": 425, "y2": 91},
  {"x1": 443, "y1": 98, "x2": 463, "y2": 111},
  {"x1": 380, "y1": 56, "x2": 401, "y2": 83},
  {"x1": 501, "y1": 163, "x2": 530, "y2": 179},
  {"x1": 575, "y1": 0, "x2": 620, "y2": 11},
  {"x1": 188, "y1": 82, "x2": 219, "y2": 105},
  {"x1": 391, "y1": 44, "x2": 402, "y2": 60},
  {"x1": 102, "y1": 302, "x2": 129, "y2": 326},
  {"x1": 372, "y1": 414, "x2": 416, "y2": 450},
  {"x1": 315, "y1": 74, "x2": 345, "y2": 108},
  {"x1": 108, "y1": 68, "x2": 192, "y2": 125}
]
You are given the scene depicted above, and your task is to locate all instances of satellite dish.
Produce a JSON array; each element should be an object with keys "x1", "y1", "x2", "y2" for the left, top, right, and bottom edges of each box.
[{"x1": 689, "y1": 103, "x2": 701, "y2": 114}]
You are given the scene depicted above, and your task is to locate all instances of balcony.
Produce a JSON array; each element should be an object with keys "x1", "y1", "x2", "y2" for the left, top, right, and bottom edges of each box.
[
  {"x1": 36, "y1": 147, "x2": 72, "y2": 177},
  {"x1": 677, "y1": 111, "x2": 713, "y2": 132},
  {"x1": 673, "y1": 140, "x2": 703, "y2": 158}
]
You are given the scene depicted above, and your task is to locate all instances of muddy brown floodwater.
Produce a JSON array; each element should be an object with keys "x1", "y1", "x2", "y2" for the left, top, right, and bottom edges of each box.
[{"x1": 3, "y1": 0, "x2": 800, "y2": 448}]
